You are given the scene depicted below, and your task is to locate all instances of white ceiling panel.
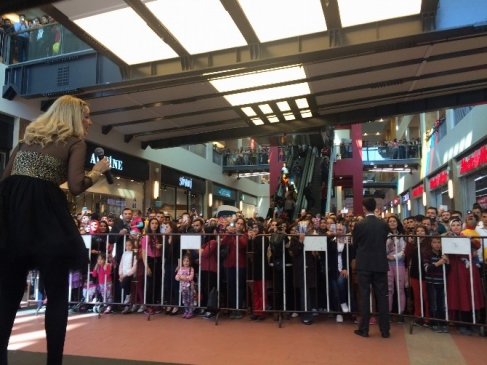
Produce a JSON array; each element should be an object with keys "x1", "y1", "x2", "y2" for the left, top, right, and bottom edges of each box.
[
  {"x1": 304, "y1": 46, "x2": 430, "y2": 77},
  {"x1": 88, "y1": 95, "x2": 140, "y2": 112},
  {"x1": 93, "y1": 108, "x2": 161, "y2": 126},
  {"x1": 316, "y1": 83, "x2": 410, "y2": 107},
  {"x1": 127, "y1": 82, "x2": 219, "y2": 105},
  {"x1": 413, "y1": 70, "x2": 487, "y2": 90},
  {"x1": 309, "y1": 65, "x2": 419, "y2": 93},
  {"x1": 428, "y1": 36, "x2": 487, "y2": 57},
  {"x1": 421, "y1": 54, "x2": 487, "y2": 75}
]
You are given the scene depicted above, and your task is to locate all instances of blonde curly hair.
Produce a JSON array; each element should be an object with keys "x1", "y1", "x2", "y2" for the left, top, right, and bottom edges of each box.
[{"x1": 23, "y1": 95, "x2": 88, "y2": 146}]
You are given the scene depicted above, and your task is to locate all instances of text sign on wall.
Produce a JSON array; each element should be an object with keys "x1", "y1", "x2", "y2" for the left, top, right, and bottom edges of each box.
[
  {"x1": 429, "y1": 170, "x2": 448, "y2": 190},
  {"x1": 460, "y1": 145, "x2": 487, "y2": 175},
  {"x1": 412, "y1": 185, "x2": 424, "y2": 199}
]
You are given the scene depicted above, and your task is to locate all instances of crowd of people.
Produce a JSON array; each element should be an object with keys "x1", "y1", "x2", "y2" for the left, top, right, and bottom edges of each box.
[
  {"x1": 0, "y1": 14, "x2": 60, "y2": 63},
  {"x1": 32, "y1": 202, "x2": 478, "y2": 336}
]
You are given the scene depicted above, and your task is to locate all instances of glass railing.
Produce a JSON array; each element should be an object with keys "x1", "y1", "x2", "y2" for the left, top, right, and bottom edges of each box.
[
  {"x1": 1, "y1": 24, "x2": 91, "y2": 65},
  {"x1": 222, "y1": 151, "x2": 269, "y2": 166},
  {"x1": 362, "y1": 145, "x2": 422, "y2": 161}
]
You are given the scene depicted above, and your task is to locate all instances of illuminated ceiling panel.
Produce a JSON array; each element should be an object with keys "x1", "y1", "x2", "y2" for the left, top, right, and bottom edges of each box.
[
  {"x1": 338, "y1": 0, "x2": 422, "y2": 27},
  {"x1": 238, "y1": 0, "x2": 327, "y2": 42},
  {"x1": 146, "y1": 0, "x2": 247, "y2": 54},
  {"x1": 74, "y1": 7, "x2": 178, "y2": 65},
  {"x1": 210, "y1": 65, "x2": 310, "y2": 106}
]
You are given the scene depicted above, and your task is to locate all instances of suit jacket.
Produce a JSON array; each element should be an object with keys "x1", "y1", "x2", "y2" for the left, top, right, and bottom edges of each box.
[{"x1": 353, "y1": 214, "x2": 389, "y2": 272}]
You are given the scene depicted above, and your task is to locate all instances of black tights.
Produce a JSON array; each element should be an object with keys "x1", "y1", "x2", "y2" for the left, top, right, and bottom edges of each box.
[{"x1": 0, "y1": 255, "x2": 69, "y2": 365}]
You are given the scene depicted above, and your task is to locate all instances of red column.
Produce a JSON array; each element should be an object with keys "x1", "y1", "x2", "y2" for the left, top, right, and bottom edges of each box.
[
  {"x1": 333, "y1": 124, "x2": 364, "y2": 215},
  {"x1": 269, "y1": 145, "x2": 281, "y2": 196}
]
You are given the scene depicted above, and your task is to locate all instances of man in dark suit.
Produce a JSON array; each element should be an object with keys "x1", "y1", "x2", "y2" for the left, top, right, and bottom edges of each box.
[{"x1": 353, "y1": 197, "x2": 390, "y2": 338}]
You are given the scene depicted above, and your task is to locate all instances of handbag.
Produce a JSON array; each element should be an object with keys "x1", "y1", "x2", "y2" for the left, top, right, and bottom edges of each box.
[{"x1": 207, "y1": 287, "x2": 218, "y2": 310}]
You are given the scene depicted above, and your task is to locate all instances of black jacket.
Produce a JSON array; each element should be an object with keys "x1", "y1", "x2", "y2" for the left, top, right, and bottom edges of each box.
[{"x1": 353, "y1": 215, "x2": 389, "y2": 272}]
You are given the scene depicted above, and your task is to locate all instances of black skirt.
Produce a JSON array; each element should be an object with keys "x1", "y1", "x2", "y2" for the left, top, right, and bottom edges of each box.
[{"x1": 0, "y1": 175, "x2": 89, "y2": 270}]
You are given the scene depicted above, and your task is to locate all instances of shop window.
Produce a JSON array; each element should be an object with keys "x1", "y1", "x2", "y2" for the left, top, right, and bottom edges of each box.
[{"x1": 160, "y1": 186, "x2": 176, "y2": 218}]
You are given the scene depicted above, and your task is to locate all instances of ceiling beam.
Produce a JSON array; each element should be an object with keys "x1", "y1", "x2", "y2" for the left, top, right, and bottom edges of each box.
[
  {"x1": 220, "y1": 0, "x2": 260, "y2": 45},
  {"x1": 320, "y1": 0, "x2": 342, "y2": 30},
  {"x1": 124, "y1": 0, "x2": 190, "y2": 57}
]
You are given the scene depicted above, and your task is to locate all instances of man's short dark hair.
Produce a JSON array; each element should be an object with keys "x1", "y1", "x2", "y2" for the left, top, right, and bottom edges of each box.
[
  {"x1": 415, "y1": 214, "x2": 425, "y2": 223},
  {"x1": 427, "y1": 206, "x2": 438, "y2": 215},
  {"x1": 362, "y1": 197, "x2": 376, "y2": 212}
]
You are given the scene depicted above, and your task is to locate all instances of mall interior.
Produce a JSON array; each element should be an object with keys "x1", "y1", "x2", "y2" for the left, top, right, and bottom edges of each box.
[{"x1": 1, "y1": 0, "x2": 487, "y2": 364}]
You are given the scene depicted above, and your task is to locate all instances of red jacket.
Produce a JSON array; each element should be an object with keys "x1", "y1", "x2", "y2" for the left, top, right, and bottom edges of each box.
[{"x1": 221, "y1": 233, "x2": 248, "y2": 268}]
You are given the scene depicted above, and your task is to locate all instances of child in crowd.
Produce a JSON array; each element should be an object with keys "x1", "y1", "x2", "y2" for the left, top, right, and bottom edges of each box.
[
  {"x1": 176, "y1": 254, "x2": 195, "y2": 319},
  {"x1": 130, "y1": 210, "x2": 144, "y2": 236},
  {"x1": 92, "y1": 252, "x2": 113, "y2": 314},
  {"x1": 119, "y1": 239, "x2": 137, "y2": 314},
  {"x1": 423, "y1": 237, "x2": 449, "y2": 333}
]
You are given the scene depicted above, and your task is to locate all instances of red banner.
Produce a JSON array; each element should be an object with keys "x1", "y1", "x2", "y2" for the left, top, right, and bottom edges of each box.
[
  {"x1": 412, "y1": 185, "x2": 423, "y2": 198},
  {"x1": 429, "y1": 170, "x2": 448, "y2": 190},
  {"x1": 460, "y1": 145, "x2": 487, "y2": 175}
]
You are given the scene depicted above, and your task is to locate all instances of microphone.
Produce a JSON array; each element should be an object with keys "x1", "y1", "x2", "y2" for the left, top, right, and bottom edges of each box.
[{"x1": 93, "y1": 147, "x2": 113, "y2": 184}]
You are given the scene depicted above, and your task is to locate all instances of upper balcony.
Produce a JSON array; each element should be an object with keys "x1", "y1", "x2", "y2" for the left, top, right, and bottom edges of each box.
[
  {"x1": 1, "y1": 23, "x2": 91, "y2": 65},
  {"x1": 333, "y1": 141, "x2": 422, "y2": 173}
]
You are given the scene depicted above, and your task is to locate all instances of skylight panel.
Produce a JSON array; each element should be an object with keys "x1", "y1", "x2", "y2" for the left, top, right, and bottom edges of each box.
[
  {"x1": 238, "y1": 0, "x2": 327, "y2": 42},
  {"x1": 147, "y1": 0, "x2": 247, "y2": 54},
  {"x1": 338, "y1": 0, "x2": 422, "y2": 27},
  {"x1": 74, "y1": 6, "x2": 178, "y2": 65}
]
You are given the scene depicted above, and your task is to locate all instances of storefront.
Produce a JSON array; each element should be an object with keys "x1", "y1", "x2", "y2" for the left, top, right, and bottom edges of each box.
[
  {"x1": 63, "y1": 142, "x2": 150, "y2": 216},
  {"x1": 400, "y1": 192, "x2": 411, "y2": 218},
  {"x1": 158, "y1": 167, "x2": 205, "y2": 219},
  {"x1": 458, "y1": 143, "x2": 487, "y2": 210},
  {"x1": 240, "y1": 193, "x2": 258, "y2": 218},
  {"x1": 211, "y1": 184, "x2": 237, "y2": 214},
  {"x1": 392, "y1": 196, "x2": 401, "y2": 218},
  {"x1": 427, "y1": 168, "x2": 450, "y2": 211},
  {"x1": 411, "y1": 184, "x2": 425, "y2": 215}
]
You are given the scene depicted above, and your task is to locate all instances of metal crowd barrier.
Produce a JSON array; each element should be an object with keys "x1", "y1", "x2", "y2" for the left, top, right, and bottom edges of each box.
[{"x1": 23, "y1": 231, "x2": 487, "y2": 334}]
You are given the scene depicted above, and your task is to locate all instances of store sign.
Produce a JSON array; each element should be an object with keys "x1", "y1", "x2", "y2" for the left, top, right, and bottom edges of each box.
[
  {"x1": 85, "y1": 142, "x2": 149, "y2": 180},
  {"x1": 179, "y1": 176, "x2": 193, "y2": 189},
  {"x1": 429, "y1": 171, "x2": 448, "y2": 190},
  {"x1": 460, "y1": 145, "x2": 487, "y2": 175},
  {"x1": 218, "y1": 188, "x2": 232, "y2": 198},
  {"x1": 402, "y1": 193, "x2": 410, "y2": 202},
  {"x1": 393, "y1": 197, "x2": 400, "y2": 206},
  {"x1": 412, "y1": 185, "x2": 423, "y2": 198},
  {"x1": 90, "y1": 153, "x2": 123, "y2": 171}
]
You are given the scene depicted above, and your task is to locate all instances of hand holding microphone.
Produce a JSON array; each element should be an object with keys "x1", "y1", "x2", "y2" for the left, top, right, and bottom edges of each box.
[{"x1": 93, "y1": 147, "x2": 113, "y2": 184}]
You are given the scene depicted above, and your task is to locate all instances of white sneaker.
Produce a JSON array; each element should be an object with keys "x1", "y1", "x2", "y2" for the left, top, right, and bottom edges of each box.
[
  {"x1": 130, "y1": 305, "x2": 138, "y2": 312},
  {"x1": 312, "y1": 308, "x2": 319, "y2": 317},
  {"x1": 340, "y1": 303, "x2": 349, "y2": 313},
  {"x1": 336, "y1": 314, "x2": 343, "y2": 323},
  {"x1": 291, "y1": 312, "x2": 299, "y2": 318},
  {"x1": 137, "y1": 305, "x2": 146, "y2": 313}
]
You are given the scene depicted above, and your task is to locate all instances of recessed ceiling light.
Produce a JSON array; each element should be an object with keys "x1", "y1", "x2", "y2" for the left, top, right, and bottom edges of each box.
[
  {"x1": 277, "y1": 101, "x2": 291, "y2": 112},
  {"x1": 295, "y1": 98, "x2": 309, "y2": 109},
  {"x1": 300, "y1": 110, "x2": 312, "y2": 118},
  {"x1": 258, "y1": 104, "x2": 273, "y2": 114},
  {"x1": 241, "y1": 107, "x2": 257, "y2": 117},
  {"x1": 268, "y1": 115, "x2": 280, "y2": 123},
  {"x1": 251, "y1": 118, "x2": 264, "y2": 125},
  {"x1": 283, "y1": 113, "x2": 295, "y2": 121}
]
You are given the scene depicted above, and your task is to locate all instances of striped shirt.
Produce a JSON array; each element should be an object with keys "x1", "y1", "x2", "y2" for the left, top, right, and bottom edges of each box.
[{"x1": 423, "y1": 251, "x2": 449, "y2": 285}]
